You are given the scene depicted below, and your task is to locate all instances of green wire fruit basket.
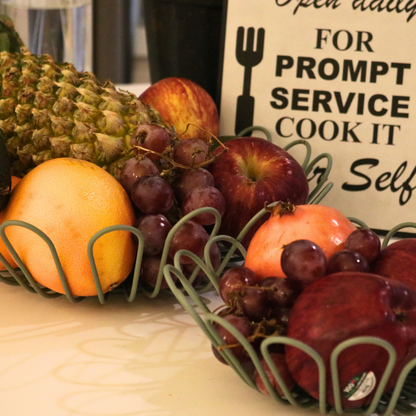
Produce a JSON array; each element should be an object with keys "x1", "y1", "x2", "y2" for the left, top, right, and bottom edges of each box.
[
  {"x1": 162, "y1": 218, "x2": 416, "y2": 416},
  {"x1": 0, "y1": 133, "x2": 333, "y2": 304}
]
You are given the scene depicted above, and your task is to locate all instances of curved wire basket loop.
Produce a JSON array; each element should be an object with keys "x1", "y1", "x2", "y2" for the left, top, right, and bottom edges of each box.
[
  {"x1": 381, "y1": 222, "x2": 416, "y2": 248},
  {"x1": 87, "y1": 224, "x2": 145, "y2": 304},
  {"x1": 0, "y1": 219, "x2": 75, "y2": 300},
  {"x1": 330, "y1": 336, "x2": 397, "y2": 415}
]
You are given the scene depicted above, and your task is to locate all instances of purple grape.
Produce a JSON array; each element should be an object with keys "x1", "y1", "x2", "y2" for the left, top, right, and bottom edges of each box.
[
  {"x1": 140, "y1": 255, "x2": 176, "y2": 289},
  {"x1": 281, "y1": 239, "x2": 327, "y2": 287},
  {"x1": 327, "y1": 249, "x2": 370, "y2": 274},
  {"x1": 131, "y1": 124, "x2": 171, "y2": 161},
  {"x1": 239, "y1": 286, "x2": 270, "y2": 322},
  {"x1": 173, "y1": 138, "x2": 209, "y2": 167},
  {"x1": 269, "y1": 307, "x2": 292, "y2": 328},
  {"x1": 212, "y1": 311, "x2": 254, "y2": 364},
  {"x1": 259, "y1": 277, "x2": 302, "y2": 309},
  {"x1": 119, "y1": 157, "x2": 159, "y2": 195},
  {"x1": 344, "y1": 228, "x2": 381, "y2": 263},
  {"x1": 168, "y1": 220, "x2": 210, "y2": 264},
  {"x1": 130, "y1": 175, "x2": 174, "y2": 214},
  {"x1": 174, "y1": 168, "x2": 215, "y2": 202},
  {"x1": 135, "y1": 214, "x2": 172, "y2": 256},
  {"x1": 182, "y1": 186, "x2": 226, "y2": 225},
  {"x1": 219, "y1": 266, "x2": 259, "y2": 304}
]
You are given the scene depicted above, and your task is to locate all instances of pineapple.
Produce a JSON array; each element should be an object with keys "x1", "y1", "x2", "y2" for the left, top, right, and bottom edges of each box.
[
  {"x1": 0, "y1": 47, "x2": 176, "y2": 178},
  {"x1": 0, "y1": 129, "x2": 11, "y2": 211}
]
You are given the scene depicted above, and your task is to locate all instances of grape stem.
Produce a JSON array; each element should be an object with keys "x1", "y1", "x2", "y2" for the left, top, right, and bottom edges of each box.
[
  {"x1": 215, "y1": 316, "x2": 286, "y2": 352},
  {"x1": 133, "y1": 123, "x2": 228, "y2": 170}
]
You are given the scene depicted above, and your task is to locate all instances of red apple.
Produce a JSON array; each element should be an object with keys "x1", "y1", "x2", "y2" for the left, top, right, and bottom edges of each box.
[
  {"x1": 285, "y1": 272, "x2": 416, "y2": 409},
  {"x1": 371, "y1": 239, "x2": 416, "y2": 293},
  {"x1": 139, "y1": 77, "x2": 219, "y2": 142},
  {"x1": 208, "y1": 137, "x2": 309, "y2": 248}
]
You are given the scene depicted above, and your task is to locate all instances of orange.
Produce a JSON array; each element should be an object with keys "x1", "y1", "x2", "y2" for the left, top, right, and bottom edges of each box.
[
  {"x1": 0, "y1": 176, "x2": 22, "y2": 271},
  {"x1": 11, "y1": 175, "x2": 21, "y2": 190},
  {"x1": 1, "y1": 158, "x2": 136, "y2": 296},
  {"x1": 0, "y1": 210, "x2": 18, "y2": 271}
]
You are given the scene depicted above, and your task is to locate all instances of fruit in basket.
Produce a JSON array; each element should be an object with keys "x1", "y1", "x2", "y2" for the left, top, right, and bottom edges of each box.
[
  {"x1": 168, "y1": 220, "x2": 210, "y2": 264},
  {"x1": 0, "y1": 176, "x2": 21, "y2": 271},
  {"x1": 0, "y1": 46, "x2": 175, "y2": 178},
  {"x1": 285, "y1": 272, "x2": 416, "y2": 409},
  {"x1": 119, "y1": 156, "x2": 159, "y2": 196},
  {"x1": 344, "y1": 228, "x2": 381, "y2": 263},
  {"x1": 371, "y1": 239, "x2": 416, "y2": 293},
  {"x1": 130, "y1": 123, "x2": 172, "y2": 161},
  {"x1": 139, "y1": 77, "x2": 219, "y2": 141},
  {"x1": 174, "y1": 168, "x2": 214, "y2": 202},
  {"x1": 209, "y1": 137, "x2": 309, "y2": 248},
  {"x1": 0, "y1": 210, "x2": 18, "y2": 271},
  {"x1": 1, "y1": 158, "x2": 136, "y2": 296},
  {"x1": 326, "y1": 249, "x2": 369, "y2": 274},
  {"x1": 173, "y1": 138, "x2": 210, "y2": 167},
  {"x1": 135, "y1": 214, "x2": 172, "y2": 257},
  {"x1": 140, "y1": 255, "x2": 176, "y2": 289},
  {"x1": 182, "y1": 186, "x2": 226, "y2": 226},
  {"x1": 212, "y1": 309, "x2": 254, "y2": 364},
  {"x1": 244, "y1": 203, "x2": 356, "y2": 279},
  {"x1": 219, "y1": 266, "x2": 260, "y2": 305},
  {"x1": 130, "y1": 175, "x2": 174, "y2": 215},
  {"x1": 280, "y1": 239, "x2": 327, "y2": 288},
  {"x1": 258, "y1": 277, "x2": 302, "y2": 309}
]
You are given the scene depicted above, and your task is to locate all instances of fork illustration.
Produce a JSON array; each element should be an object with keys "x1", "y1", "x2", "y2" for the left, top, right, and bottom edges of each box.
[{"x1": 235, "y1": 27, "x2": 265, "y2": 136}]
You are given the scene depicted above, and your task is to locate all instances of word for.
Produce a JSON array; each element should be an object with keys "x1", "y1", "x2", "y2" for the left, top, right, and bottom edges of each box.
[{"x1": 315, "y1": 29, "x2": 373, "y2": 52}]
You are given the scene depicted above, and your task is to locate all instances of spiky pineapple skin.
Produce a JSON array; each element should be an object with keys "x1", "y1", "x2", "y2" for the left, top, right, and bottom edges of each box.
[{"x1": 0, "y1": 48, "x2": 175, "y2": 178}]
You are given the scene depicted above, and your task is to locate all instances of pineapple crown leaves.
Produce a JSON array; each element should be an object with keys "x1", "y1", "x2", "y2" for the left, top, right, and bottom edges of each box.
[{"x1": 0, "y1": 15, "x2": 25, "y2": 54}]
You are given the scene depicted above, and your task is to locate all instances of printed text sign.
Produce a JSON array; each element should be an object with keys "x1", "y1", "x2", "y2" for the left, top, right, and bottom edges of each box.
[{"x1": 219, "y1": 0, "x2": 416, "y2": 232}]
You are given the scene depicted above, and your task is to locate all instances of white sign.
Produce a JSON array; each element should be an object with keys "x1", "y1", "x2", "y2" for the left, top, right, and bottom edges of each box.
[{"x1": 219, "y1": 0, "x2": 416, "y2": 233}]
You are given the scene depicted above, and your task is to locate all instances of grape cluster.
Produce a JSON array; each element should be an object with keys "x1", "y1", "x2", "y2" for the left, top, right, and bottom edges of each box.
[
  {"x1": 118, "y1": 125, "x2": 225, "y2": 289},
  {"x1": 211, "y1": 228, "x2": 381, "y2": 397},
  {"x1": 212, "y1": 265, "x2": 300, "y2": 397}
]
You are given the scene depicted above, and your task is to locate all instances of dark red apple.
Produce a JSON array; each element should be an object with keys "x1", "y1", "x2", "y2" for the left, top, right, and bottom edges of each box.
[
  {"x1": 371, "y1": 239, "x2": 416, "y2": 293},
  {"x1": 139, "y1": 77, "x2": 219, "y2": 142},
  {"x1": 209, "y1": 137, "x2": 309, "y2": 248},
  {"x1": 285, "y1": 272, "x2": 416, "y2": 409}
]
